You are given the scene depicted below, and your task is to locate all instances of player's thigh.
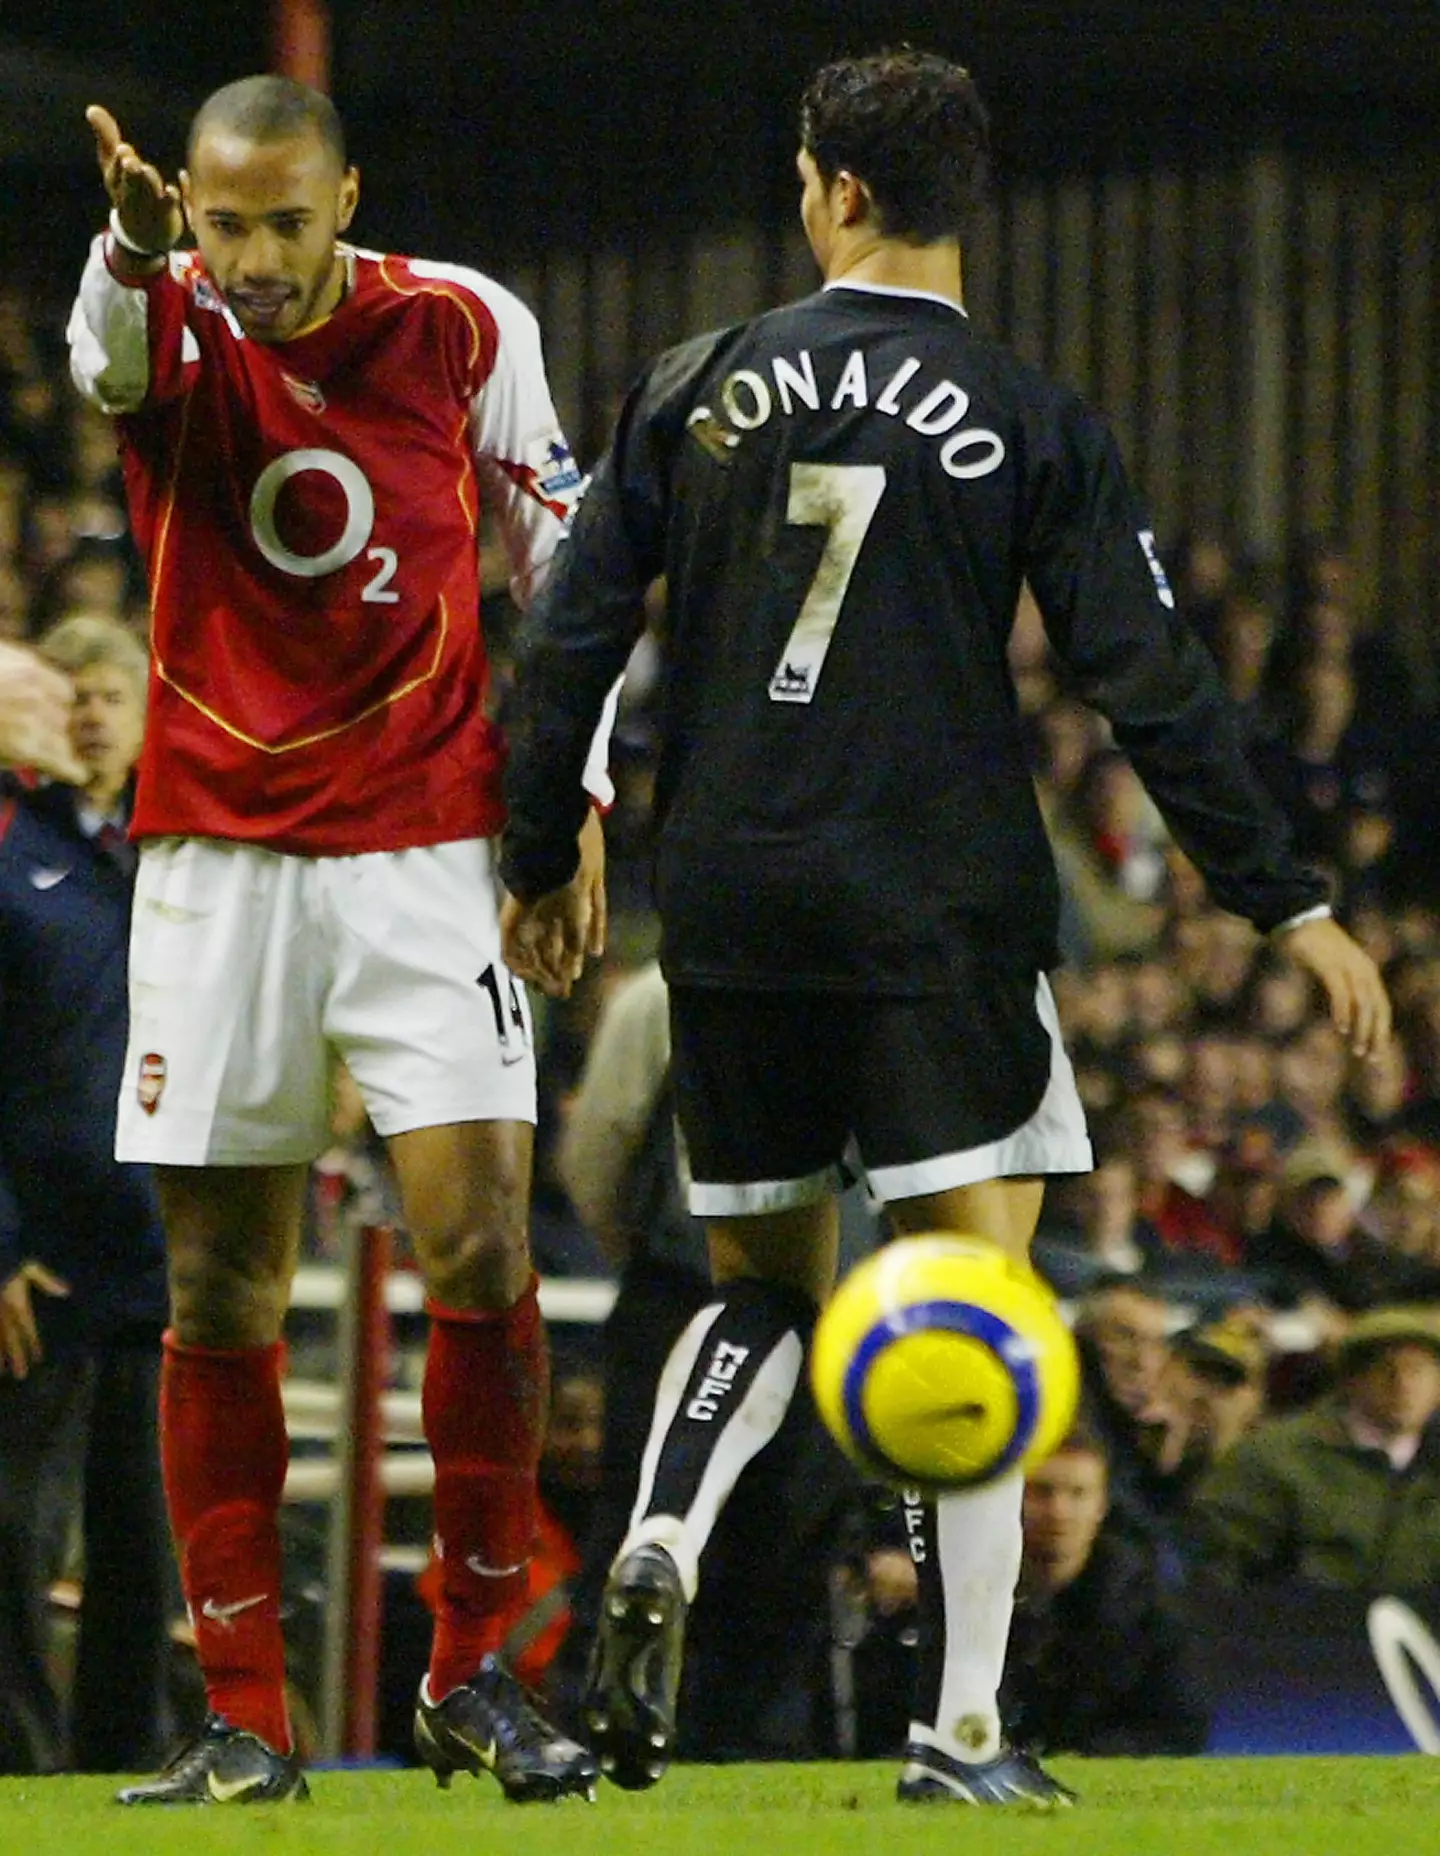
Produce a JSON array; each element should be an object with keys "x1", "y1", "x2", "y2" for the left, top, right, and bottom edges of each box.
[
  {"x1": 117, "y1": 839, "x2": 331, "y2": 1167},
  {"x1": 887, "y1": 1177, "x2": 1047, "y2": 1264},
  {"x1": 706, "y1": 1201, "x2": 841, "y2": 1307},
  {"x1": 852, "y1": 971, "x2": 1091, "y2": 1258},
  {"x1": 323, "y1": 839, "x2": 536, "y2": 1142},
  {"x1": 667, "y1": 985, "x2": 850, "y2": 1218},
  {"x1": 157, "y1": 1163, "x2": 310, "y2": 1347}
]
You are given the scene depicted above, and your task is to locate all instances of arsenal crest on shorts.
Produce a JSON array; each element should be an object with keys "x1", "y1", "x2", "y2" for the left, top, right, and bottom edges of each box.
[{"x1": 137, "y1": 1051, "x2": 167, "y2": 1115}]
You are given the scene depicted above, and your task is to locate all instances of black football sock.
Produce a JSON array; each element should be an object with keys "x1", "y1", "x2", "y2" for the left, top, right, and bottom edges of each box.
[{"x1": 619, "y1": 1278, "x2": 816, "y2": 1598}]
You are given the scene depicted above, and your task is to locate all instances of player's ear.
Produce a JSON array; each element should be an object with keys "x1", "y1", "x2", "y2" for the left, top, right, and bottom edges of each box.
[
  {"x1": 835, "y1": 170, "x2": 871, "y2": 229},
  {"x1": 336, "y1": 165, "x2": 360, "y2": 232},
  {"x1": 178, "y1": 169, "x2": 196, "y2": 233}
]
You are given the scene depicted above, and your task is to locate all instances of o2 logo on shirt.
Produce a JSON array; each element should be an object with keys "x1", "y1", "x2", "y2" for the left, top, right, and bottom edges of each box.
[{"x1": 248, "y1": 447, "x2": 399, "y2": 603}]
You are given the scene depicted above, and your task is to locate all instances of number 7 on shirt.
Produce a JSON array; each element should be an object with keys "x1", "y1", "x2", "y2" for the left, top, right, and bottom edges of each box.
[{"x1": 768, "y1": 463, "x2": 886, "y2": 705}]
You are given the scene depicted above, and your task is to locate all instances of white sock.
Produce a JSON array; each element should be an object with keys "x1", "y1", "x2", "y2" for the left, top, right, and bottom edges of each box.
[{"x1": 908, "y1": 1469, "x2": 1023, "y2": 1764}]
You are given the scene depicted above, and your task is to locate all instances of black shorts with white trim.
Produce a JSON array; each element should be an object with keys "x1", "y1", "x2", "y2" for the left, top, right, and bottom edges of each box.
[{"x1": 669, "y1": 970, "x2": 1092, "y2": 1216}]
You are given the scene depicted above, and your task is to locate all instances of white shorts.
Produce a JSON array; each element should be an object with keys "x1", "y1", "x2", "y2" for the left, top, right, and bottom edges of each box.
[{"x1": 116, "y1": 837, "x2": 535, "y2": 1166}]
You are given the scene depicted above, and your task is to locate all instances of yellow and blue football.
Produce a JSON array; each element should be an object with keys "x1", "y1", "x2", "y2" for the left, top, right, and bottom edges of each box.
[{"x1": 810, "y1": 1233, "x2": 1080, "y2": 1492}]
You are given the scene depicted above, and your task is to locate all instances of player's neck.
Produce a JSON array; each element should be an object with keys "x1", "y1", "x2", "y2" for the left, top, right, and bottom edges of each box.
[
  {"x1": 289, "y1": 249, "x2": 352, "y2": 341},
  {"x1": 825, "y1": 236, "x2": 965, "y2": 310}
]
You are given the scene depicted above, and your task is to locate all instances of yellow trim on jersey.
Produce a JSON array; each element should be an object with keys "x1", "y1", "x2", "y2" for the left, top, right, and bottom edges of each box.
[
  {"x1": 373, "y1": 259, "x2": 485, "y2": 540},
  {"x1": 154, "y1": 594, "x2": 453, "y2": 755},
  {"x1": 375, "y1": 255, "x2": 485, "y2": 378},
  {"x1": 145, "y1": 389, "x2": 196, "y2": 660}
]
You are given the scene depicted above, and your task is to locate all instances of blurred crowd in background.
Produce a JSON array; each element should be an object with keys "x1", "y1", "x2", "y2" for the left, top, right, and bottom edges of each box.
[{"x1": 7, "y1": 266, "x2": 1440, "y2": 1769}]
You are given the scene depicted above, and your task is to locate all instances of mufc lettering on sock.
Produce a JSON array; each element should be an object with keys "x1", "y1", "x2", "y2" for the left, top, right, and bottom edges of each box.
[
  {"x1": 423, "y1": 1279, "x2": 548, "y2": 1699},
  {"x1": 161, "y1": 1334, "x2": 292, "y2": 1752},
  {"x1": 636, "y1": 1277, "x2": 815, "y2": 1537}
]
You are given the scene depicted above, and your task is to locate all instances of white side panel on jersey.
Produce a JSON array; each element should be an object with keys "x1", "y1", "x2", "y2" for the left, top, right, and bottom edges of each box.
[
  {"x1": 391, "y1": 255, "x2": 584, "y2": 602},
  {"x1": 67, "y1": 236, "x2": 153, "y2": 413},
  {"x1": 388, "y1": 255, "x2": 620, "y2": 802}
]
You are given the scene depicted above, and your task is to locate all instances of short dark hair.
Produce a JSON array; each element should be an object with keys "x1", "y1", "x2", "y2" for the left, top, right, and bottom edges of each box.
[
  {"x1": 799, "y1": 48, "x2": 990, "y2": 244},
  {"x1": 1046, "y1": 1419, "x2": 1110, "y2": 1469},
  {"x1": 188, "y1": 74, "x2": 346, "y2": 170}
]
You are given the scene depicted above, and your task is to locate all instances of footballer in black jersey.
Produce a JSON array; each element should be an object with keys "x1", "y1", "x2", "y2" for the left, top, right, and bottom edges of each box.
[{"x1": 500, "y1": 49, "x2": 1390, "y2": 1805}]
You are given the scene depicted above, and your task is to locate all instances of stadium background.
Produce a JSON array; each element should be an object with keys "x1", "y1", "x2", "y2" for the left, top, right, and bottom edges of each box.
[{"x1": 5, "y1": 0, "x2": 1440, "y2": 1769}]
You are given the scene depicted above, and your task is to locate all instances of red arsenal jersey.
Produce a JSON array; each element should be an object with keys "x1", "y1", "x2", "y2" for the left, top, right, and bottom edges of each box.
[{"x1": 68, "y1": 237, "x2": 588, "y2": 853}]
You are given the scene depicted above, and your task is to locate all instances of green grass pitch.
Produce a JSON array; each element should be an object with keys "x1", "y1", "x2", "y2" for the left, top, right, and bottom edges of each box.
[{"x1": 4, "y1": 1757, "x2": 1440, "y2": 1854}]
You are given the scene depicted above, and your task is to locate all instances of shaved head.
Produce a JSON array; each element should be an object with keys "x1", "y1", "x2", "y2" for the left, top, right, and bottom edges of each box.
[{"x1": 189, "y1": 74, "x2": 345, "y2": 171}]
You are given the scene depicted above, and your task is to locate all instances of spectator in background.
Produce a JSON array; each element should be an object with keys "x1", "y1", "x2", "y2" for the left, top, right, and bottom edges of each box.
[
  {"x1": 30, "y1": 535, "x2": 135, "y2": 635},
  {"x1": 1247, "y1": 1145, "x2": 1440, "y2": 1317},
  {"x1": 0, "y1": 561, "x2": 30, "y2": 640},
  {"x1": 1048, "y1": 750, "x2": 1169, "y2": 964},
  {"x1": 1242, "y1": 950, "x2": 1320, "y2": 1043},
  {"x1": 1208, "y1": 580, "x2": 1278, "y2": 727},
  {"x1": 1364, "y1": 1141, "x2": 1440, "y2": 1272},
  {"x1": 1116, "y1": 1087, "x2": 1237, "y2": 1269},
  {"x1": 1276, "y1": 537, "x2": 1411, "y2": 737},
  {"x1": 1344, "y1": 1027, "x2": 1414, "y2": 1156},
  {"x1": 1033, "y1": 1142, "x2": 1168, "y2": 1298},
  {"x1": 1166, "y1": 1315, "x2": 1269, "y2": 1465},
  {"x1": 1073, "y1": 1279, "x2": 1194, "y2": 1557},
  {"x1": 1197, "y1": 1122, "x2": 1288, "y2": 1271},
  {"x1": 1125, "y1": 955, "x2": 1192, "y2": 1039},
  {"x1": 1003, "y1": 1427, "x2": 1210, "y2": 1756},
  {"x1": 1273, "y1": 1020, "x2": 1355, "y2": 1165},
  {"x1": 1166, "y1": 529, "x2": 1235, "y2": 642},
  {"x1": 0, "y1": 642, "x2": 82, "y2": 780},
  {"x1": 1187, "y1": 1307, "x2": 1440, "y2": 1594},
  {"x1": 1181, "y1": 1030, "x2": 1240, "y2": 1150},
  {"x1": 1276, "y1": 658, "x2": 1394, "y2": 871},
  {"x1": 0, "y1": 614, "x2": 171, "y2": 1773},
  {"x1": 1183, "y1": 912, "x2": 1264, "y2": 1026}
]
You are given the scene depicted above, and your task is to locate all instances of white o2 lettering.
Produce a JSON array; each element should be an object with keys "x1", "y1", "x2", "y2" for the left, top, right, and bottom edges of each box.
[
  {"x1": 362, "y1": 546, "x2": 400, "y2": 603},
  {"x1": 249, "y1": 449, "x2": 401, "y2": 596}
]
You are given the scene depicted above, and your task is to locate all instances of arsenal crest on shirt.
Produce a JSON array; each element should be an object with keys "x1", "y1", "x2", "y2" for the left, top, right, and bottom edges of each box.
[{"x1": 137, "y1": 1051, "x2": 168, "y2": 1115}]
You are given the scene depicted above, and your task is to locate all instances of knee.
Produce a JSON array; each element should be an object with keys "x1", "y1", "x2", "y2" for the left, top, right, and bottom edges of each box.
[
  {"x1": 410, "y1": 1161, "x2": 531, "y2": 1310},
  {"x1": 167, "y1": 1241, "x2": 288, "y2": 1348}
]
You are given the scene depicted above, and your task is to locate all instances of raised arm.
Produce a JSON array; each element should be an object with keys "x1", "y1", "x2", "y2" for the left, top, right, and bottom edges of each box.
[{"x1": 68, "y1": 105, "x2": 192, "y2": 414}]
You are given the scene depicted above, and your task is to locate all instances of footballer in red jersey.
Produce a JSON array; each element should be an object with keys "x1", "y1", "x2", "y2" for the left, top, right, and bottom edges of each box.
[{"x1": 69, "y1": 77, "x2": 601, "y2": 1805}]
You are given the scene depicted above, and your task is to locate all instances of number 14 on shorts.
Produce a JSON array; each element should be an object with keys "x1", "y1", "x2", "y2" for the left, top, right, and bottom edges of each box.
[{"x1": 477, "y1": 962, "x2": 531, "y2": 1065}]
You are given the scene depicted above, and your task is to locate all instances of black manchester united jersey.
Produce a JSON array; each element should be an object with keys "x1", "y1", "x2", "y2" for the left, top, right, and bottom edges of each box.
[{"x1": 502, "y1": 281, "x2": 1326, "y2": 992}]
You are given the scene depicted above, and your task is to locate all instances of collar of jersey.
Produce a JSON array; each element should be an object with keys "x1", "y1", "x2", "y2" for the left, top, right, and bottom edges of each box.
[
  {"x1": 288, "y1": 246, "x2": 359, "y2": 341},
  {"x1": 822, "y1": 279, "x2": 968, "y2": 317}
]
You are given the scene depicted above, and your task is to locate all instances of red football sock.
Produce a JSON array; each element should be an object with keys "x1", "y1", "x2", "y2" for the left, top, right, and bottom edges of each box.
[
  {"x1": 423, "y1": 1278, "x2": 548, "y2": 1700},
  {"x1": 161, "y1": 1333, "x2": 292, "y2": 1753}
]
